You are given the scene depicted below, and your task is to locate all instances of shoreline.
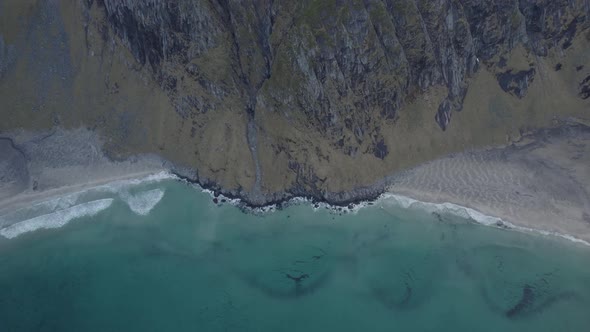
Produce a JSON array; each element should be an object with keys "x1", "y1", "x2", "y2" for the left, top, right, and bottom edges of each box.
[
  {"x1": 1, "y1": 123, "x2": 589, "y2": 245},
  {"x1": 171, "y1": 121, "x2": 590, "y2": 207},
  {"x1": 378, "y1": 193, "x2": 590, "y2": 247},
  {"x1": 1, "y1": 163, "x2": 588, "y2": 247},
  {"x1": 178, "y1": 175, "x2": 590, "y2": 247},
  {"x1": 0, "y1": 170, "x2": 167, "y2": 216},
  {"x1": 8, "y1": 168, "x2": 590, "y2": 246},
  {"x1": 2, "y1": 164, "x2": 588, "y2": 246}
]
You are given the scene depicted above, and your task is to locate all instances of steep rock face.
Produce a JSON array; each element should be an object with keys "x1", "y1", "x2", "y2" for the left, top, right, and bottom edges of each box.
[
  {"x1": 99, "y1": 0, "x2": 238, "y2": 115},
  {"x1": 581, "y1": 74, "x2": 590, "y2": 99},
  {"x1": 1, "y1": 0, "x2": 589, "y2": 205},
  {"x1": 0, "y1": 35, "x2": 17, "y2": 79},
  {"x1": 496, "y1": 68, "x2": 536, "y2": 98},
  {"x1": 93, "y1": 0, "x2": 588, "y2": 132}
]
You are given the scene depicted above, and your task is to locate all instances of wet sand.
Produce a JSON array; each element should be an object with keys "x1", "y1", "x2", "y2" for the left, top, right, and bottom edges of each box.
[
  {"x1": 2, "y1": 124, "x2": 590, "y2": 244},
  {"x1": 389, "y1": 124, "x2": 590, "y2": 243},
  {"x1": 0, "y1": 137, "x2": 28, "y2": 202},
  {"x1": 0, "y1": 128, "x2": 165, "y2": 221}
]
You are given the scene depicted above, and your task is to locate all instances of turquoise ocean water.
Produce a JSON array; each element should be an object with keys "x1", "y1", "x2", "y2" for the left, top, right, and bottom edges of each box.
[{"x1": 0, "y1": 177, "x2": 589, "y2": 331}]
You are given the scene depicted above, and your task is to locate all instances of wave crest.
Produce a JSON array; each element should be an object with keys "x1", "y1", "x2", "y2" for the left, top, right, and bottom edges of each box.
[
  {"x1": 380, "y1": 193, "x2": 590, "y2": 246},
  {"x1": 0, "y1": 198, "x2": 114, "y2": 239},
  {"x1": 380, "y1": 193, "x2": 502, "y2": 226},
  {"x1": 120, "y1": 189, "x2": 165, "y2": 216}
]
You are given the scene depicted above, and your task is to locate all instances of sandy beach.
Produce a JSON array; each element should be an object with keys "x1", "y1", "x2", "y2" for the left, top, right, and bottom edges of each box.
[
  {"x1": 2, "y1": 124, "x2": 590, "y2": 244},
  {"x1": 388, "y1": 123, "x2": 590, "y2": 243},
  {"x1": 0, "y1": 128, "x2": 166, "y2": 224}
]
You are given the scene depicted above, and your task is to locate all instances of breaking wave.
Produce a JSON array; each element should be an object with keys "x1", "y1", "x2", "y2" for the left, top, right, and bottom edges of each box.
[
  {"x1": 0, "y1": 198, "x2": 114, "y2": 239},
  {"x1": 379, "y1": 193, "x2": 502, "y2": 226},
  {"x1": 84, "y1": 171, "x2": 175, "y2": 195},
  {"x1": 0, "y1": 171, "x2": 175, "y2": 239},
  {"x1": 120, "y1": 189, "x2": 165, "y2": 216},
  {"x1": 192, "y1": 180, "x2": 590, "y2": 247},
  {"x1": 379, "y1": 193, "x2": 590, "y2": 246}
]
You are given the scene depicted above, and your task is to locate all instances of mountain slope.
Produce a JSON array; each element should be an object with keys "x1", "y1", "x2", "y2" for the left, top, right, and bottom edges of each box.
[{"x1": 1, "y1": 0, "x2": 589, "y2": 204}]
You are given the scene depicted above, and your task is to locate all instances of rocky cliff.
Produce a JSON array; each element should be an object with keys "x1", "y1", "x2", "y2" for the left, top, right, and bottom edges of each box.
[{"x1": 1, "y1": 0, "x2": 589, "y2": 205}]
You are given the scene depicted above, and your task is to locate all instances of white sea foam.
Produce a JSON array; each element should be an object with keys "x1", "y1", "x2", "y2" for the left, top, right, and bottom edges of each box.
[
  {"x1": 37, "y1": 192, "x2": 81, "y2": 211},
  {"x1": 379, "y1": 193, "x2": 502, "y2": 226},
  {"x1": 0, "y1": 193, "x2": 81, "y2": 228},
  {"x1": 0, "y1": 198, "x2": 114, "y2": 239},
  {"x1": 183, "y1": 179, "x2": 590, "y2": 246},
  {"x1": 0, "y1": 171, "x2": 175, "y2": 237},
  {"x1": 91, "y1": 171, "x2": 176, "y2": 194},
  {"x1": 379, "y1": 193, "x2": 590, "y2": 246},
  {"x1": 192, "y1": 182, "x2": 590, "y2": 246},
  {"x1": 505, "y1": 223, "x2": 590, "y2": 246},
  {"x1": 120, "y1": 189, "x2": 165, "y2": 215},
  {"x1": 2, "y1": 171, "x2": 175, "y2": 220}
]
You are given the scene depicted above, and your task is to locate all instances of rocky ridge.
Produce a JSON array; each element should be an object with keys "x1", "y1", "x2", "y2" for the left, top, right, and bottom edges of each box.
[
  {"x1": 95, "y1": 0, "x2": 588, "y2": 130},
  {"x1": 0, "y1": 0, "x2": 589, "y2": 206}
]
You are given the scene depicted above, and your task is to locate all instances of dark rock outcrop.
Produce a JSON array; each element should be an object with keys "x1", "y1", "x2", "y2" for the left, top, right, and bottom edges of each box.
[
  {"x1": 0, "y1": 36, "x2": 17, "y2": 79},
  {"x1": 580, "y1": 75, "x2": 590, "y2": 99},
  {"x1": 497, "y1": 68, "x2": 536, "y2": 98},
  {"x1": 89, "y1": 0, "x2": 590, "y2": 134},
  {"x1": 1, "y1": 0, "x2": 589, "y2": 206}
]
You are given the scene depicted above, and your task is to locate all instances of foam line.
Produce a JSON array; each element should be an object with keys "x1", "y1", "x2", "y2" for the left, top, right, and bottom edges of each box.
[
  {"x1": 120, "y1": 189, "x2": 165, "y2": 216},
  {"x1": 379, "y1": 193, "x2": 590, "y2": 246},
  {"x1": 0, "y1": 198, "x2": 114, "y2": 239}
]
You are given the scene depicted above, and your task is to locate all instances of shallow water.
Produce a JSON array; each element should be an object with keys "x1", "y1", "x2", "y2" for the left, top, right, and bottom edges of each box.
[{"x1": 0, "y1": 179, "x2": 589, "y2": 331}]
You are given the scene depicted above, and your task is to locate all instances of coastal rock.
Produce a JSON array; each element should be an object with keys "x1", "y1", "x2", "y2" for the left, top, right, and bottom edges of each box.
[
  {"x1": 90, "y1": 0, "x2": 589, "y2": 132},
  {"x1": 0, "y1": 0, "x2": 589, "y2": 206}
]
